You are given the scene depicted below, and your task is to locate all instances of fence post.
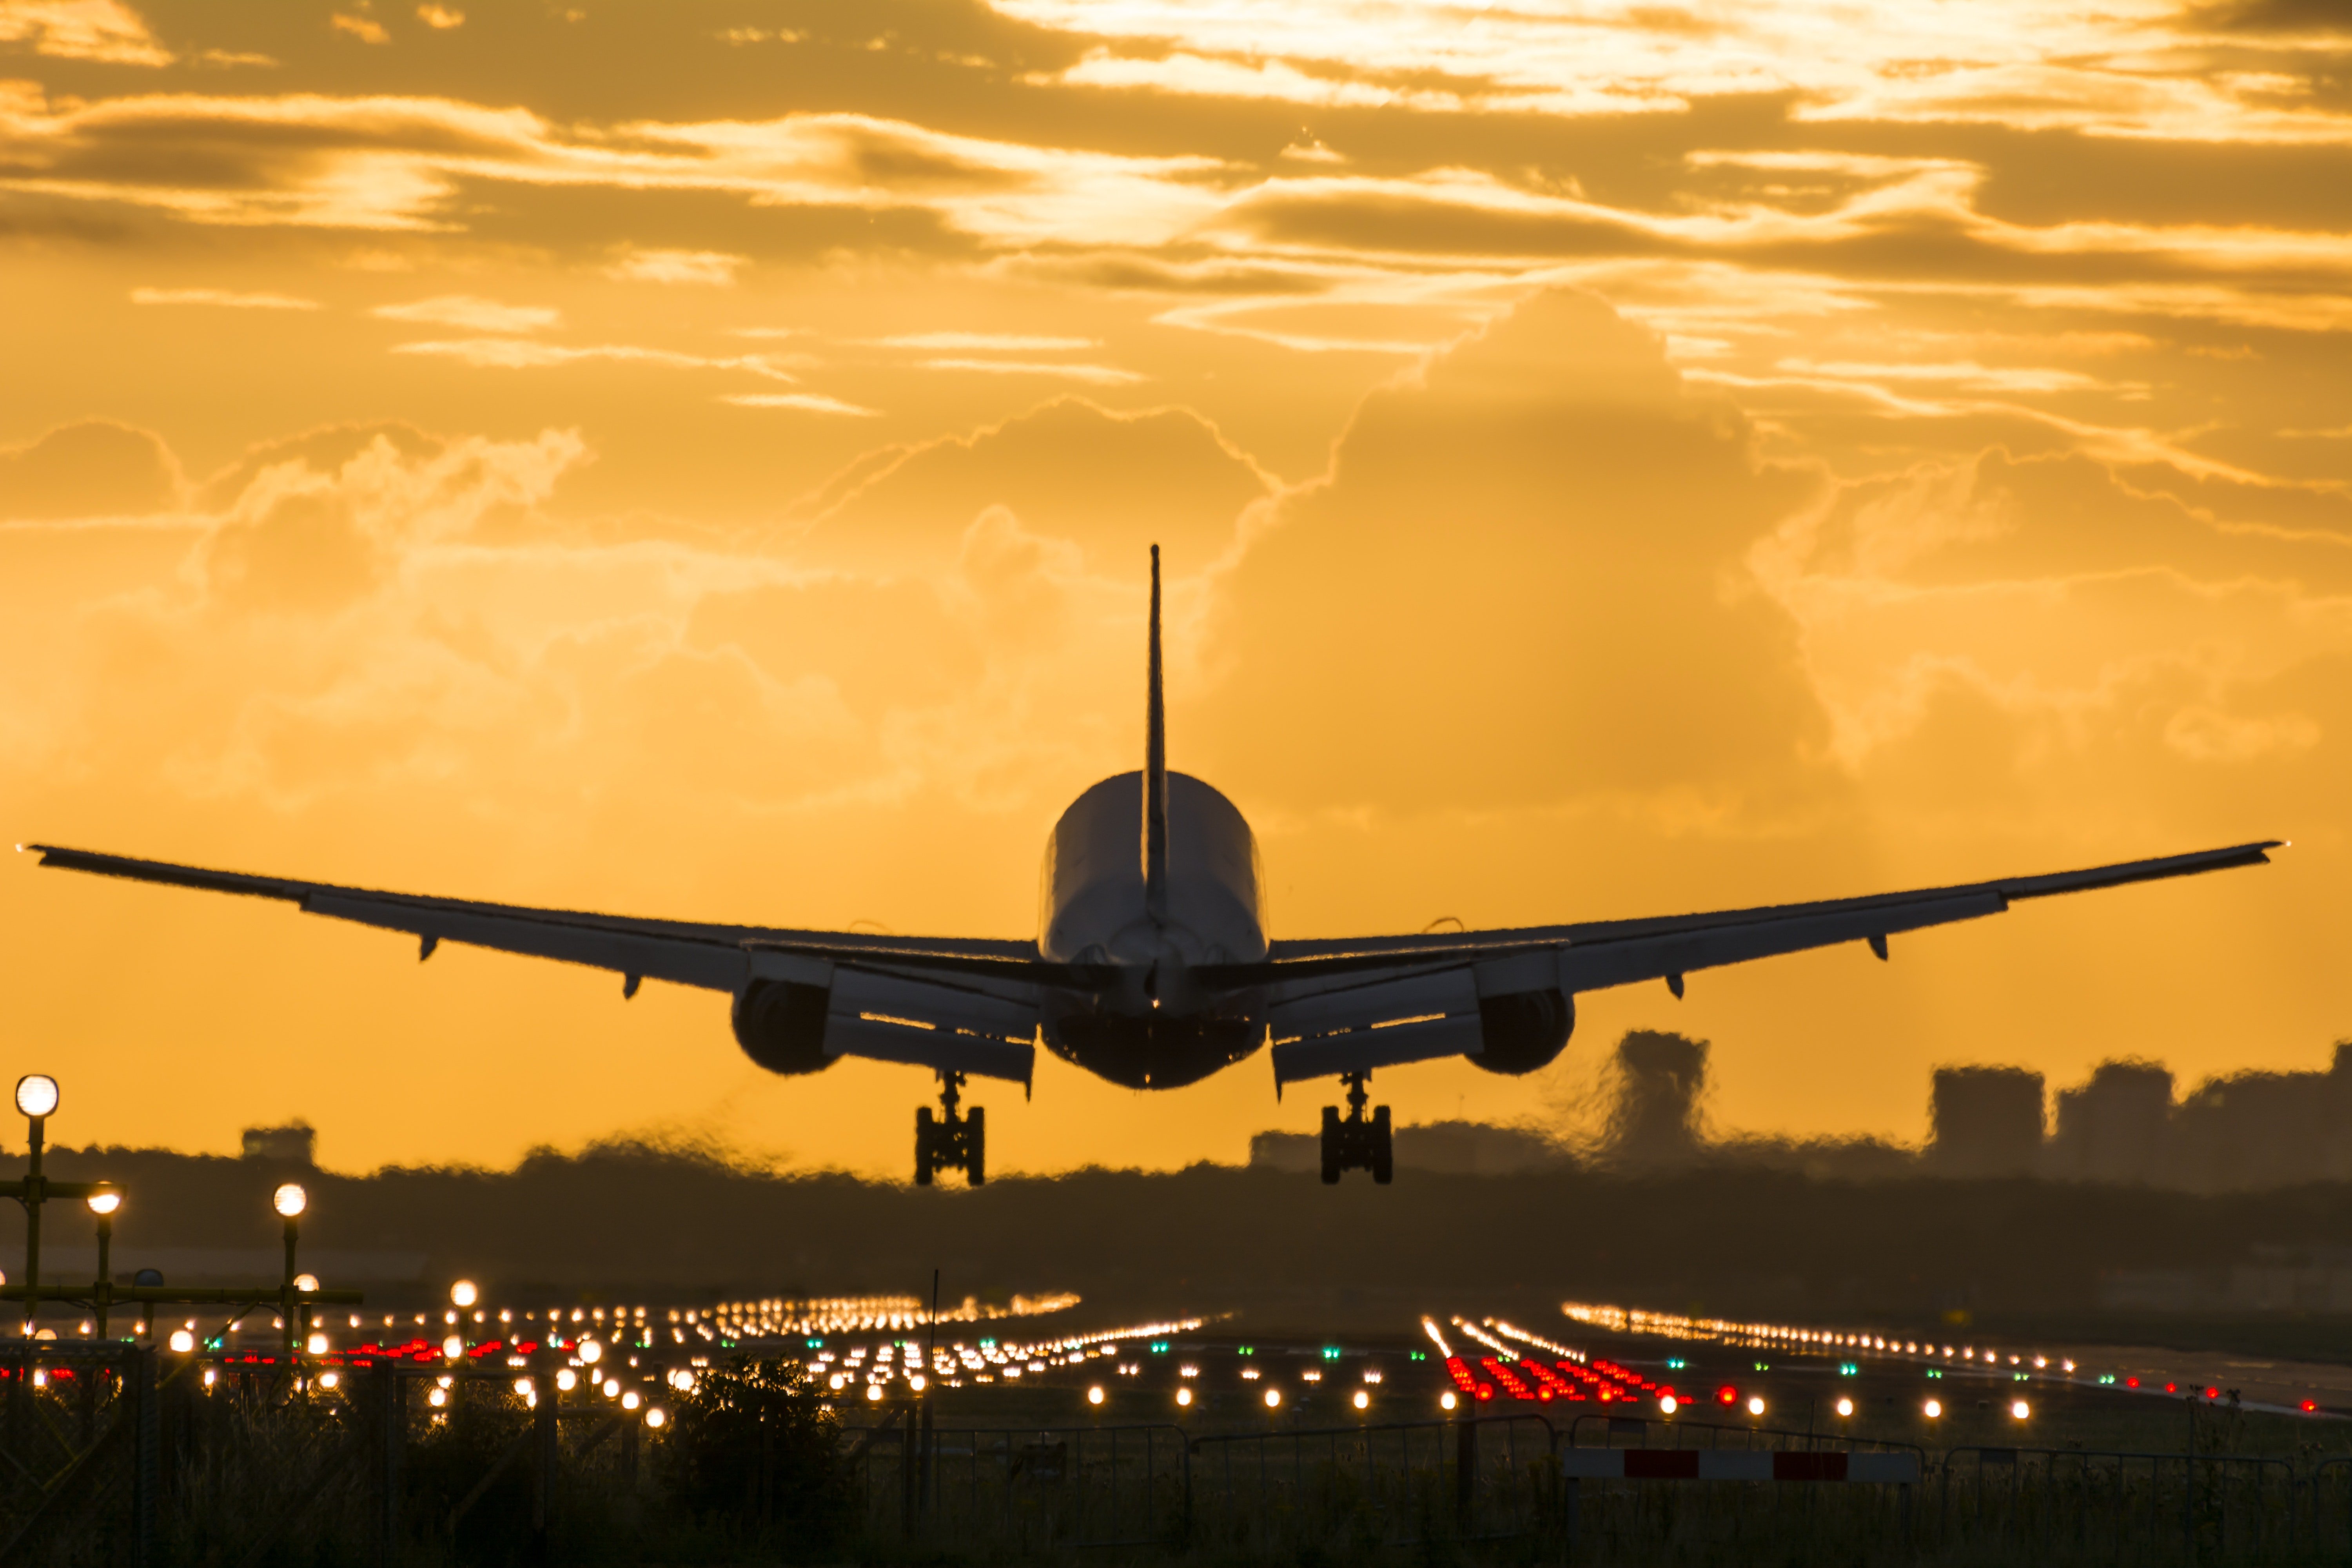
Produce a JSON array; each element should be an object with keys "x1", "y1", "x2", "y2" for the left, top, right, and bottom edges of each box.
[
  {"x1": 1563, "y1": 1474, "x2": 1579, "y2": 1563},
  {"x1": 1455, "y1": 1420, "x2": 1477, "y2": 1533},
  {"x1": 130, "y1": 1346, "x2": 157, "y2": 1568},
  {"x1": 530, "y1": 1375, "x2": 557, "y2": 1563},
  {"x1": 378, "y1": 1363, "x2": 404, "y2": 1568}
]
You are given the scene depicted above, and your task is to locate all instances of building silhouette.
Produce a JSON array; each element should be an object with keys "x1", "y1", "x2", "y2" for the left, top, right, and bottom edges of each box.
[{"x1": 1927, "y1": 1066, "x2": 2044, "y2": 1177}]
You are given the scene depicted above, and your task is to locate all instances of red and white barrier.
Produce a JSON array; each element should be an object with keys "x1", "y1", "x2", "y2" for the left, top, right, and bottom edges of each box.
[{"x1": 1560, "y1": 1449, "x2": 1918, "y2": 1484}]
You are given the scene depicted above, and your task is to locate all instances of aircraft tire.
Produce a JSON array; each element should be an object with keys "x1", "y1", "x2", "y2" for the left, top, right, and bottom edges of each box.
[
  {"x1": 1319, "y1": 1105, "x2": 1341, "y2": 1184},
  {"x1": 1371, "y1": 1105, "x2": 1393, "y2": 1185},
  {"x1": 915, "y1": 1106, "x2": 936, "y2": 1187},
  {"x1": 968, "y1": 1105, "x2": 986, "y2": 1186}
]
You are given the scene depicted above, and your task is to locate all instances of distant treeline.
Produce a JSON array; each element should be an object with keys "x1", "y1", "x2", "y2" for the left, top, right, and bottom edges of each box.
[{"x1": 7, "y1": 1134, "x2": 2352, "y2": 1332}]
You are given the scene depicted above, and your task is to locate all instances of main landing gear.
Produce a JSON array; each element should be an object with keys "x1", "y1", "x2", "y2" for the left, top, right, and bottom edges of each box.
[
  {"x1": 1320, "y1": 1071, "x2": 1392, "y2": 1185},
  {"x1": 915, "y1": 1071, "x2": 985, "y2": 1187}
]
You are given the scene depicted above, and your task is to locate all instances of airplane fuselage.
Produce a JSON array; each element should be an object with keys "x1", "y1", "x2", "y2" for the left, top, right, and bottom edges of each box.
[{"x1": 1034, "y1": 770, "x2": 1269, "y2": 1089}]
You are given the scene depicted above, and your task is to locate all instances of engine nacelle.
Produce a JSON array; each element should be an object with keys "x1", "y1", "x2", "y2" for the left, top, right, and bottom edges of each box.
[
  {"x1": 731, "y1": 980, "x2": 836, "y2": 1076},
  {"x1": 1471, "y1": 989, "x2": 1574, "y2": 1076}
]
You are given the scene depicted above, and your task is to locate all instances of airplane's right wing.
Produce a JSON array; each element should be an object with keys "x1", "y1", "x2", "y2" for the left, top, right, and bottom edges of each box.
[{"x1": 1240, "y1": 840, "x2": 2281, "y2": 1087}]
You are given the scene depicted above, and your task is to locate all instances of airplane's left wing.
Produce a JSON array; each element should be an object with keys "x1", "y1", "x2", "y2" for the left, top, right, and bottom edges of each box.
[
  {"x1": 25, "y1": 844, "x2": 1044, "y2": 1084},
  {"x1": 1236, "y1": 840, "x2": 2281, "y2": 1087}
]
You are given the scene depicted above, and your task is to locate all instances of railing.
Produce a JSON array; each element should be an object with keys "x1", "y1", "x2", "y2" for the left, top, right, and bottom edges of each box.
[{"x1": 1940, "y1": 1447, "x2": 2298, "y2": 1564}]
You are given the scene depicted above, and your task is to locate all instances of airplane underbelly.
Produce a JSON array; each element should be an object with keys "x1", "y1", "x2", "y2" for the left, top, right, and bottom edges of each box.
[{"x1": 1041, "y1": 996, "x2": 1266, "y2": 1090}]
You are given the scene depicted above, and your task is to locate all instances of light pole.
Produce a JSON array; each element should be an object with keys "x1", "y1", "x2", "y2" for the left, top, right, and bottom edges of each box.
[
  {"x1": 16, "y1": 1075, "x2": 56, "y2": 1335},
  {"x1": 274, "y1": 1183, "x2": 306, "y2": 1363},
  {"x1": 85, "y1": 1191, "x2": 120, "y2": 1339}
]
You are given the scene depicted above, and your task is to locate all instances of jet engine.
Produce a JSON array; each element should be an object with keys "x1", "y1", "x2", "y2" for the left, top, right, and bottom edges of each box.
[
  {"x1": 730, "y1": 980, "x2": 836, "y2": 1076},
  {"x1": 1470, "y1": 988, "x2": 1574, "y2": 1076}
]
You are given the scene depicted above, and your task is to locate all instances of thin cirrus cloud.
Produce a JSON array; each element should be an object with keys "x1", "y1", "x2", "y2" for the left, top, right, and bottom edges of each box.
[
  {"x1": 130, "y1": 287, "x2": 320, "y2": 310},
  {"x1": 372, "y1": 296, "x2": 561, "y2": 332},
  {"x1": 721, "y1": 392, "x2": 881, "y2": 416},
  {"x1": 605, "y1": 249, "x2": 747, "y2": 286},
  {"x1": 389, "y1": 338, "x2": 801, "y2": 382},
  {"x1": 875, "y1": 334, "x2": 1101, "y2": 352},
  {"x1": 918, "y1": 358, "x2": 1144, "y2": 385}
]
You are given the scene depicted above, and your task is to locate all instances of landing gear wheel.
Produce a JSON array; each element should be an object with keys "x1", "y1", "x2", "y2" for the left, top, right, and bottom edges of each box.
[
  {"x1": 1318, "y1": 1073, "x2": 1394, "y2": 1184},
  {"x1": 914, "y1": 1073, "x2": 983, "y2": 1187},
  {"x1": 915, "y1": 1106, "x2": 937, "y2": 1186}
]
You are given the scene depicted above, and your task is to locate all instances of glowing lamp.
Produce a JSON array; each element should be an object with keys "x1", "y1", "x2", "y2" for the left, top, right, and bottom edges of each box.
[
  {"x1": 556, "y1": 1369, "x2": 577, "y2": 1392},
  {"x1": 1924, "y1": 1399, "x2": 1943, "y2": 1419},
  {"x1": 272, "y1": 1184, "x2": 307, "y2": 1218},
  {"x1": 308, "y1": 1332, "x2": 329, "y2": 1355},
  {"x1": 1441, "y1": 1391, "x2": 1457, "y2": 1411},
  {"x1": 603, "y1": 1378, "x2": 620, "y2": 1397},
  {"x1": 1746, "y1": 1396, "x2": 1766, "y2": 1417},
  {"x1": 168, "y1": 1329, "x2": 194, "y2": 1354},
  {"x1": 86, "y1": 1192, "x2": 120, "y2": 1216},
  {"x1": 319, "y1": 1370, "x2": 340, "y2": 1389},
  {"x1": 1658, "y1": 1394, "x2": 1678, "y2": 1415},
  {"x1": 645, "y1": 1407, "x2": 667, "y2": 1428},
  {"x1": 865, "y1": 1384, "x2": 882, "y2": 1402},
  {"x1": 1176, "y1": 1387, "x2": 1192, "y2": 1408},
  {"x1": 443, "y1": 1336, "x2": 464, "y2": 1359},
  {"x1": 15, "y1": 1075, "x2": 58, "y2": 1119},
  {"x1": 580, "y1": 1340, "x2": 603, "y2": 1364},
  {"x1": 1835, "y1": 1397, "x2": 1854, "y2": 1418},
  {"x1": 1264, "y1": 1388, "x2": 1281, "y2": 1409},
  {"x1": 450, "y1": 1280, "x2": 478, "y2": 1309},
  {"x1": 1352, "y1": 1389, "x2": 1369, "y2": 1411},
  {"x1": 2011, "y1": 1400, "x2": 2031, "y2": 1420},
  {"x1": 1088, "y1": 1385, "x2": 1104, "y2": 1406},
  {"x1": 622, "y1": 1390, "x2": 640, "y2": 1410},
  {"x1": 428, "y1": 1387, "x2": 447, "y2": 1408}
]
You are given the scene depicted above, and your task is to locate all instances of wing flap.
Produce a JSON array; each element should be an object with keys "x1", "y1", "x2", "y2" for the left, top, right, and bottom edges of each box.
[{"x1": 305, "y1": 894, "x2": 748, "y2": 992}]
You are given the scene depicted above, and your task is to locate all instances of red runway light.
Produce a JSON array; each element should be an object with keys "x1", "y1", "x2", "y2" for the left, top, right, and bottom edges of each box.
[
  {"x1": 2204, "y1": 1387, "x2": 2219, "y2": 1400},
  {"x1": 1716, "y1": 1385, "x2": 1739, "y2": 1406},
  {"x1": 2125, "y1": 1377, "x2": 2139, "y2": 1388},
  {"x1": 2163, "y1": 1383, "x2": 2177, "y2": 1394},
  {"x1": 2305, "y1": 1401, "x2": 2319, "y2": 1413}
]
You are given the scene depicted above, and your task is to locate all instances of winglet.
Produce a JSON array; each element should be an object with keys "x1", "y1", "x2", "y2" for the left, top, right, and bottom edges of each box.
[{"x1": 1142, "y1": 545, "x2": 1170, "y2": 927}]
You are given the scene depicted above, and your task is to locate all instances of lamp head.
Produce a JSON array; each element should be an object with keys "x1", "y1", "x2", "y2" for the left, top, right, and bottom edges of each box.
[
  {"x1": 450, "y1": 1280, "x2": 478, "y2": 1309},
  {"x1": 272, "y1": 1183, "x2": 307, "y2": 1218},
  {"x1": 294, "y1": 1273, "x2": 319, "y2": 1292},
  {"x1": 86, "y1": 1191, "x2": 121, "y2": 1216},
  {"x1": 15, "y1": 1075, "x2": 58, "y2": 1119}
]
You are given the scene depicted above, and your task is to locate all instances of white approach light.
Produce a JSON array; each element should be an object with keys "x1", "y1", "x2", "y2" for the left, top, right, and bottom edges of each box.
[
  {"x1": 451, "y1": 1280, "x2": 478, "y2": 1309},
  {"x1": 168, "y1": 1330, "x2": 194, "y2": 1354},
  {"x1": 556, "y1": 1370, "x2": 577, "y2": 1392},
  {"x1": 1264, "y1": 1388, "x2": 1281, "y2": 1410},
  {"x1": 443, "y1": 1336, "x2": 465, "y2": 1359},
  {"x1": 319, "y1": 1370, "x2": 340, "y2": 1389},
  {"x1": 295, "y1": 1274, "x2": 319, "y2": 1293},
  {"x1": 15, "y1": 1075, "x2": 58, "y2": 1119},
  {"x1": 1441, "y1": 1392, "x2": 1458, "y2": 1412},
  {"x1": 1924, "y1": 1400, "x2": 1944, "y2": 1419},
  {"x1": 646, "y1": 1407, "x2": 668, "y2": 1429},
  {"x1": 1352, "y1": 1390, "x2": 1370, "y2": 1412},
  {"x1": 866, "y1": 1385, "x2": 883, "y2": 1403},
  {"x1": 273, "y1": 1183, "x2": 307, "y2": 1218},
  {"x1": 1176, "y1": 1388, "x2": 1192, "y2": 1408},
  {"x1": 1088, "y1": 1386, "x2": 1104, "y2": 1406},
  {"x1": 86, "y1": 1192, "x2": 120, "y2": 1216},
  {"x1": 1836, "y1": 1397, "x2": 1854, "y2": 1418},
  {"x1": 580, "y1": 1340, "x2": 603, "y2": 1364},
  {"x1": 1746, "y1": 1397, "x2": 1766, "y2": 1417},
  {"x1": 622, "y1": 1391, "x2": 641, "y2": 1410},
  {"x1": 308, "y1": 1333, "x2": 330, "y2": 1355},
  {"x1": 2011, "y1": 1400, "x2": 2031, "y2": 1421},
  {"x1": 603, "y1": 1379, "x2": 620, "y2": 1398},
  {"x1": 1658, "y1": 1395, "x2": 1678, "y2": 1415}
]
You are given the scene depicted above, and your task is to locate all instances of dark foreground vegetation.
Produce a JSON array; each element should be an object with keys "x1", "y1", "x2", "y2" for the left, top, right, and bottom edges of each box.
[
  {"x1": 16, "y1": 1347, "x2": 2352, "y2": 1567},
  {"x1": 9, "y1": 1139, "x2": 2352, "y2": 1338}
]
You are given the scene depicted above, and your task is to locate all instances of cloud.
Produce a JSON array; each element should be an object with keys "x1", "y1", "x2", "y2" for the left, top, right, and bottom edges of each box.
[
  {"x1": 604, "y1": 248, "x2": 746, "y2": 286},
  {"x1": 131, "y1": 287, "x2": 321, "y2": 310},
  {"x1": 416, "y1": 4, "x2": 463, "y2": 29},
  {"x1": 793, "y1": 396, "x2": 1276, "y2": 575},
  {"x1": 372, "y1": 295, "x2": 561, "y2": 332},
  {"x1": 330, "y1": 14, "x2": 390, "y2": 46},
  {"x1": 719, "y1": 392, "x2": 880, "y2": 417},
  {"x1": 1200, "y1": 287, "x2": 1831, "y2": 817},
  {"x1": 0, "y1": 420, "x2": 183, "y2": 519},
  {"x1": 918, "y1": 358, "x2": 1143, "y2": 385},
  {"x1": 0, "y1": 0, "x2": 169, "y2": 65},
  {"x1": 389, "y1": 338, "x2": 799, "y2": 383},
  {"x1": 875, "y1": 333, "x2": 1099, "y2": 352}
]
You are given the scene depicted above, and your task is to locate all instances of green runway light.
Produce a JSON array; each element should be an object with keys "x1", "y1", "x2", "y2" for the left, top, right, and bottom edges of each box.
[
  {"x1": 979, "y1": 1338, "x2": 996, "y2": 1348},
  {"x1": 1238, "y1": 1346, "x2": 1254, "y2": 1356},
  {"x1": 1927, "y1": 1369, "x2": 1943, "y2": 1379},
  {"x1": 2099, "y1": 1374, "x2": 2116, "y2": 1385},
  {"x1": 806, "y1": 1337, "x2": 824, "y2": 1348},
  {"x1": 1839, "y1": 1363, "x2": 1859, "y2": 1376},
  {"x1": 1150, "y1": 1341, "x2": 1170, "y2": 1353},
  {"x1": 1322, "y1": 1346, "x2": 1342, "y2": 1360},
  {"x1": 1753, "y1": 1361, "x2": 1770, "y2": 1371},
  {"x1": 1666, "y1": 1358, "x2": 1686, "y2": 1370},
  {"x1": 1410, "y1": 1352, "x2": 1426, "y2": 1362}
]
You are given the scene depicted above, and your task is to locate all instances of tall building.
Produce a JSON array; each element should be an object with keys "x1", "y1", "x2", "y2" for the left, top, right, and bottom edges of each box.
[
  {"x1": 2051, "y1": 1060, "x2": 2172, "y2": 1184},
  {"x1": 1927, "y1": 1066, "x2": 2044, "y2": 1177}
]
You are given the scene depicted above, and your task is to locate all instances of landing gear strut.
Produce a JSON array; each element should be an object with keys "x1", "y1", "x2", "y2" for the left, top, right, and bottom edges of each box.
[
  {"x1": 1319, "y1": 1071, "x2": 1392, "y2": 1185},
  {"x1": 915, "y1": 1072, "x2": 985, "y2": 1187}
]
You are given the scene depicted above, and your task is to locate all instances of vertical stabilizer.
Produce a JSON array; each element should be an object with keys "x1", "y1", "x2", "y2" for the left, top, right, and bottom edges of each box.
[{"x1": 1142, "y1": 545, "x2": 1170, "y2": 926}]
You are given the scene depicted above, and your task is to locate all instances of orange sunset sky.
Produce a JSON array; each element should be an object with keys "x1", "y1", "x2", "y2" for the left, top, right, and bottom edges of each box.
[{"x1": 0, "y1": 0, "x2": 2345, "y2": 1178}]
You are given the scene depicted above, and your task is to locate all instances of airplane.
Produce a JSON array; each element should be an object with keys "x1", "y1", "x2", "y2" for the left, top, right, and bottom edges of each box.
[{"x1": 26, "y1": 548, "x2": 2281, "y2": 1186}]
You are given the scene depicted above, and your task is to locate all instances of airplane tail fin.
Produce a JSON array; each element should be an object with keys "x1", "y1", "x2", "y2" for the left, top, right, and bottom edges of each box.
[{"x1": 1143, "y1": 544, "x2": 1170, "y2": 926}]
